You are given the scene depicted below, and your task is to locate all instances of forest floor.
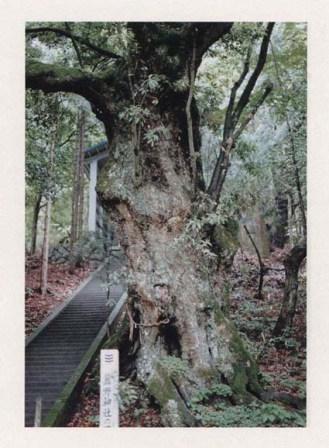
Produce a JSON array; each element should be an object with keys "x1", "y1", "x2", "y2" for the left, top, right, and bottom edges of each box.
[
  {"x1": 25, "y1": 255, "x2": 92, "y2": 336},
  {"x1": 65, "y1": 246, "x2": 306, "y2": 427},
  {"x1": 229, "y1": 248, "x2": 306, "y2": 403}
]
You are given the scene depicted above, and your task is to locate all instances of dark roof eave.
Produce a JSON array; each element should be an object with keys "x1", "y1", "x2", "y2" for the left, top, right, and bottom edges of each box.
[{"x1": 84, "y1": 140, "x2": 108, "y2": 159}]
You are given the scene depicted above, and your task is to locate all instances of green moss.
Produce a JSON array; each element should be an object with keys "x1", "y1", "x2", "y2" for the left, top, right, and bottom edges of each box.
[
  {"x1": 27, "y1": 60, "x2": 85, "y2": 80},
  {"x1": 229, "y1": 325, "x2": 262, "y2": 397},
  {"x1": 231, "y1": 329, "x2": 263, "y2": 397},
  {"x1": 158, "y1": 356, "x2": 190, "y2": 380},
  {"x1": 148, "y1": 363, "x2": 176, "y2": 405},
  {"x1": 147, "y1": 360, "x2": 196, "y2": 426},
  {"x1": 213, "y1": 219, "x2": 239, "y2": 264},
  {"x1": 231, "y1": 363, "x2": 249, "y2": 399},
  {"x1": 221, "y1": 280, "x2": 231, "y2": 316},
  {"x1": 213, "y1": 303, "x2": 262, "y2": 399},
  {"x1": 213, "y1": 302, "x2": 226, "y2": 326},
  {"x1": 196, "y1": 366, "x2": 218, "y2": 382}
]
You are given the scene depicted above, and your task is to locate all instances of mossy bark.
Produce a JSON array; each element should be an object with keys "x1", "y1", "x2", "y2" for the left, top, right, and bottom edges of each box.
[
  {"x1": 211, "y1": 218, "x2": 240, "y2": 268},
  {"x1": 147, "y1": 362, "x2": 196, "y2": 426},
  {"x1": 97, "y1": 109, "x2": 263, "y2": 425}
]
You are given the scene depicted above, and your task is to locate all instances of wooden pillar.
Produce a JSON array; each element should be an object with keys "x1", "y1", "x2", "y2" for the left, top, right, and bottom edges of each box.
[{"x1": 88, "y1": 160, "x2": 97, "y2": 232}]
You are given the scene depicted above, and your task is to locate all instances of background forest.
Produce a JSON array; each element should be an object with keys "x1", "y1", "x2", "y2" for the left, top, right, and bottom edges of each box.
[{"x1": 25, "y1": 22, "x2": 306, "y2": 427}]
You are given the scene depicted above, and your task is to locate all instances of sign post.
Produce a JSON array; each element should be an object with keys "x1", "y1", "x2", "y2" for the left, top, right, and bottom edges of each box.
[{"x1": 100, "y1": 349, "x2": 119, "y2": 427}]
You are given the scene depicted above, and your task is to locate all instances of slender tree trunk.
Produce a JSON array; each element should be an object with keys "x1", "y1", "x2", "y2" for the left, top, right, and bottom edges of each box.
[
  {"x1": 40, "y1": 133, "x2": 56, "y2": 297},
  {"x1": 77, "y1": 110, "x2": 86, "y2": 238},
  {"x1": 287, "y1": 193, "x2": 295, "y2": 243},
  {"x1": 40, "y1": 198, "x2": 52, "y2": 296},
  {"x1": 243, "y1": 225, "x2": 266, "y2": 300},
  {"x1": 288, "y1": 127, "x2": 307, "y2": 238},
  {"x1": 30, "y1": 193, "x2": 42, "y2": 254},
  {"x1": 273, "y1": 191, "x2": 289, "y2": 248},
  {"x1": 69, "y1": 110, "x2": 86, "y2": 272},
  {"x1": 273, "y1": 243, "x2": 306, "y2": 337},
  {"x1": 271, "y1": 42, "x2": 307, "y2": 238},
  {"x1": 69, "y1": 116, "x2": 80, "y2": 268}
]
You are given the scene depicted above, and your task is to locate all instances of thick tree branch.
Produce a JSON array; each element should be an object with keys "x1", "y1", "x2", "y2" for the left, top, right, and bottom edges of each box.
[
  {"x1": 128, "y1": 22, "x2": 233, "y2": 74},
  {"x1": 233, "y1": 83, "x2": 273, "y2": 140},
  {"x1": 207, "y1": 24, "x2": 274, "y2": 204},
  {"x1": 64, "y1": 22, "x2": 84, "y2": 68},
  {"x1": 26, "y1": 60, "x2": 115, "y2": 141},
  {"x1": 26, "y1": 60, "x2": 101, "y2": 93},
  {"x1": 207, "y1": 84, "x2": 272, "y2": 202},
  {"x1": 193, "y1": 22, "x2": 233, "y2": 68},
  {"x1": 26, "y1": 26, "x2": 121, "y2": 60},
  {"x1": 233, "y1": 22, "x2": 274, "y2": 126},
  {"x1": 223, "y1": 45, "x2": 252, "y2": 140}
]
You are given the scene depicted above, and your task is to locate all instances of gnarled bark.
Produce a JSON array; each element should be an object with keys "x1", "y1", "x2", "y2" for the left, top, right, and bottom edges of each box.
[{"x1": 97, "y1": 103, "x2": 263, "y2": 425}]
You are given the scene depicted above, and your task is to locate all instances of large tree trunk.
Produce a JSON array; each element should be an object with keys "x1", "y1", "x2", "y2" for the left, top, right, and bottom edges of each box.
[
  {"x1": 273, "y1": 243, "x2": 306, "y2": 337},
  {"x1": 97, "y1": 102, "x2": 262, "y2": 426}
]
